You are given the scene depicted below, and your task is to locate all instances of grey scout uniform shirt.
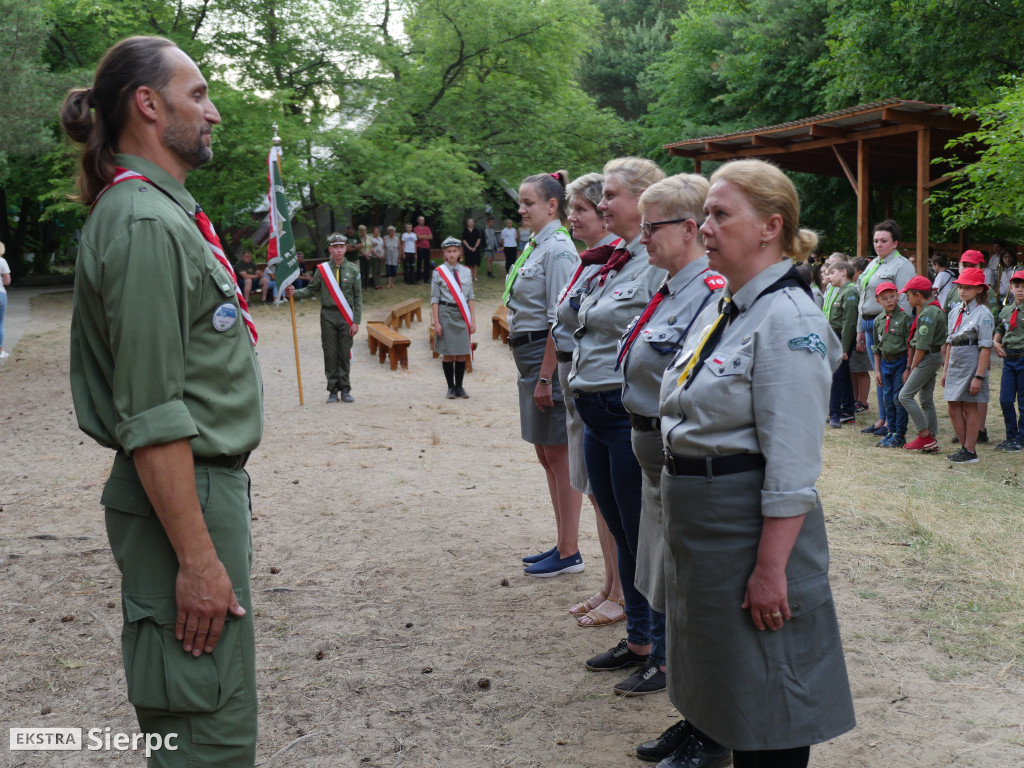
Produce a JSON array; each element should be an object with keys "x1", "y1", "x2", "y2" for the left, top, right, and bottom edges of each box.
[
  {"x1": 946, "y1": 299, "x2": 994, "y2": 348},
  {"x1": 659, "y1": 259, "x2": 842, "y2": 519},
  {"x1": 506, "y1": 219, "x2": 578, "y2": 335},
  {"x1": 858, "y1": 251, "x2": 916, "y2": 322},
  {"x1": 620, "y1": 256, "x2": 722, "y2": 419},
  {"x1": 551, "y1": 233, "x2": 619, "y2": 354},
  {"x1": 70, "y1": 153, "x2": 263, "y2": 458},
  {"x1": 569, "y1": 234, "x2": 667, "y2": 392},
  {"x1": 431, "y1": 263, "x2": 474, "y2": 304}
]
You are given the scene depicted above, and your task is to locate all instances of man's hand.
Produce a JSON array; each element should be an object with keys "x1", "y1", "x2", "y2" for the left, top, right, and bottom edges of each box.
[{"x1": 175, "y1": 552, "x2": 245, "y2": 656}]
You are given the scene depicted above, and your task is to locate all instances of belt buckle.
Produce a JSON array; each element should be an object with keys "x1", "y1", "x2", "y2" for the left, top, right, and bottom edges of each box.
[{"x1": 663, "y1": 448, "x2": 674, "y2": 474}]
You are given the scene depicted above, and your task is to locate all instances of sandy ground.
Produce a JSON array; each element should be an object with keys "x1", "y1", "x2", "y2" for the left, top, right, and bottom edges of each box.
[{"x1": 2, "y1": 283, "x2": 1023, "y2": 767}]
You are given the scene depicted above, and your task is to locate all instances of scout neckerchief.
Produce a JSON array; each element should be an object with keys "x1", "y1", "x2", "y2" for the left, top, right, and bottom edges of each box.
[
  {"x1": 952, "y1": 303, "x2": 968, "y2": 334},
  {"x1": 436, "y1": 263, "x2": 474, "y2": 361},
  {"x1": 502, "y1": 226, "x2": 572, "y2": 303},
  {"x1": 94, "y1": 168, "x2": 258, "y2": 345},
  {"x1": 821, "y1": 284, "x2": 838, "y2": 319},
  {"x1": 1010, "y1": 302, "x2": 1022, "y2": 330},
  {"x1": 860, "y1": 252, "x2": 893, "y2": 291},
  {"x1": 317, "y1": 261, "x2": 356, "y2": 330},
  {"x1": 676, "y1": 265, "x2": 811, "y2": 388},
  {"x1": 615, "y1": 270, "x2": 725, "y2": 371},
  {"x1": 556, "y1": 238, "x2": 623, "y2": 306}
]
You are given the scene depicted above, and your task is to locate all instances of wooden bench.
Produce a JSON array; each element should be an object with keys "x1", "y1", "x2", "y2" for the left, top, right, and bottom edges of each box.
[
  {"x1": 366, "y1": 323, "x2": 411, "y2": 370},
  {"x1": 387, "y1": 298, "x2": 423, "y2": 330},
  {"x1": 492, "y1": 305, "x2": 509, "y2": 343}
]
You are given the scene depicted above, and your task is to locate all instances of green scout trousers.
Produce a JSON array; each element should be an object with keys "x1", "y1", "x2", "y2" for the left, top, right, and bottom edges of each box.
[
  {"x1": 320, "y1": 306, "x2": 354, "y2": 392},
  {"x1": 102, "y1": 453, "x2": 257, "y2": 767}
]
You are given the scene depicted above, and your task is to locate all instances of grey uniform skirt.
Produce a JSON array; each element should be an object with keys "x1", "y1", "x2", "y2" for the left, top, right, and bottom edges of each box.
[
  {"x1": 661, "y1": 466, "x2": 856, "y2": 751},
  {"x1": 434, "y1": 303, "x2": 471, "y2": 357},
  {"x1": 632, "y1": 427, "x2": 665, "y2": 612},
  {"x1": 512, "y1": 337, "x2": 567, "y2": 445},
  {"x1": 945, "y1": 345, "x2": 989, "y2": 402},
  {"x1": 557, "y1": 359, "x2": 590, "y2": 494}
]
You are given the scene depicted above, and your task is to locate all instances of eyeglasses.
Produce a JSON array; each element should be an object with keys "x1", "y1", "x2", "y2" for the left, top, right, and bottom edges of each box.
[{"x1": 640, "y1": 218, "x2": 692, "y2": 238}]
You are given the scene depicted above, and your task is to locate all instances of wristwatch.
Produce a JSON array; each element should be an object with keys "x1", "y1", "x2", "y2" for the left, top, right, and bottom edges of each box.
[
  {"x1": 539, "y1": 377, "x2": 551, "y2": 385},
  {"x1": 974, "y1": 374, "x2": 984, "y2": 380}
]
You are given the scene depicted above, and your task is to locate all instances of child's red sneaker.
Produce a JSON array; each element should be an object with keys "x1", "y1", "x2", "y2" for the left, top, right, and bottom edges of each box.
[{"x1": 904, "y1": 434, "x2": 938, "y2": 452}]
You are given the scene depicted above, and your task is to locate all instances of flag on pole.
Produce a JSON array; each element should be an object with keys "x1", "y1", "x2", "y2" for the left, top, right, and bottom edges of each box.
[{"x1": 267, "y1": 145, "x2": 300, "y2": 304}]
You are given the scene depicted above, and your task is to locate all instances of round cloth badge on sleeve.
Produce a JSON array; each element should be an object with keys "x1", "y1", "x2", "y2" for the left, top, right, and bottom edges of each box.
[{"x1": 212, "y1": 302, "x2": 238, "y2": 332}]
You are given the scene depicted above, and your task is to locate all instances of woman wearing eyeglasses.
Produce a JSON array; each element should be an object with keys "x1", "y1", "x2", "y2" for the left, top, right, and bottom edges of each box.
[
  {"x1": 567, "y1": 157, "x2": 668, "y2": 696},
  {"x1": 618, "y1": 174, "x2": 730, "y2": 765}
]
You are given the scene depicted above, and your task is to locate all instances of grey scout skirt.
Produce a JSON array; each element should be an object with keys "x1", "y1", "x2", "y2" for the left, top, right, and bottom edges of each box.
[
  {"x1": 512, "y1": 336, "x2": 567, "y2": 445},
  {"x1": 434, "y1": 303, "x2": 471, "y2": 357},
  {"x1": 558, "y1": 359, "x2": 590, "y2": 494},
  {"x1": 661, "y1": 466, "x2": 856, "y2": 751}
]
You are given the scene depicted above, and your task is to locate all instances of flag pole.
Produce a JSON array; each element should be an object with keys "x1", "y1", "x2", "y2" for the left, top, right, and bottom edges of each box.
[{"x1": 274, "y1": 125, "x2": 304, "y2": 406}]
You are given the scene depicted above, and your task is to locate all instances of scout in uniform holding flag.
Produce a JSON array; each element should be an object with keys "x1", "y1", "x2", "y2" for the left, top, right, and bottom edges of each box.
[
  {"x1": 286, "y1": 233, "x2": 362, "y2": 403},
  {"x1": 431, "y1": 236, "x2": 476, "y2": 398}
]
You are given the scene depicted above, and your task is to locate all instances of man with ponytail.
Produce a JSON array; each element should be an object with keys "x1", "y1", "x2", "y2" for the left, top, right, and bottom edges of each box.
[{"x1": 62, "y1": 36, "x2": 261, "y2": 767}]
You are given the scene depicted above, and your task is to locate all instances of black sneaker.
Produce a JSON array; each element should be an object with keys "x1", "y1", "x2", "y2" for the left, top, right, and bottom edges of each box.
[
  {"x1": 854, "y1": 401, "x2": 869, "y2": 413},
  {"x1": 455, "y1": 386, "x2": 469, "y2": 398},
  {"x1": 1004, "y1": 440, "x2": 1024, "y2": 453},
  {"x1": 585, "y1": 638, "x2": 648, "y2": 671},
  {"x1": 977, "y1": 429, "x2": 989, "y2": 444},
  {"x1": 446, "y1": 387, "x2": 457, "y2": 399},
  {"x1": 636, "y1": 720, "x2": 691, "y2": 763},
  {"x1": 614, "y1": 660, "x2": 666, "y2": 696},
  {"x1": 326, "y1": 391, "x2": 339, "y2": 404},
  {"x1": 949, "y1": 448, "x2": 979, "y2": 463},
  {"x1": 658, "y1": 730, "x2": 731, "y2": 768}
]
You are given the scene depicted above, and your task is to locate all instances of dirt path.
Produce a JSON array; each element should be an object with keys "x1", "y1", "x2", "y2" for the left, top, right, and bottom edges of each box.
[{"x1": 1, "y1": 285, "x2": 1022, "y2": 767}]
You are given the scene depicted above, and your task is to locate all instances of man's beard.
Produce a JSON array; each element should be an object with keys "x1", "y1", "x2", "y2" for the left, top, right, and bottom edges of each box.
[{"x1": 163, "y1": 115, "x2": 213, "y2": 169}]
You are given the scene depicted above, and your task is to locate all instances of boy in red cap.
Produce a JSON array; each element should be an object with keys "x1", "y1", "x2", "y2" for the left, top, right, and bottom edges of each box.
[
  {"x1": 871, "y1": 281, "x2": 912, "y2": 446},
  {"x1": 993, "y1": 270, "x2": 1024, "y2": 451},
  {"x1": 942, "y1": 268, "x2": 994, "y2": 463},
  {"x1": 899, "y1": 276, "x2": 946, "y2": 451}
]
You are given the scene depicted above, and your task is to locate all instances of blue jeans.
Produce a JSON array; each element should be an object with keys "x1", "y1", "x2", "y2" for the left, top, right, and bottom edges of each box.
[
  {"x1": 880, "y1": 357, "x2": 909, "y2": 437},
  {"x1": 863, "y1": 317, "x2": 884, "y2": 414},
  {"x1": 575, "y1": 389, "x2": 665, "y2": 666},
  {"x1": 999, "y1": 356, "x2": 1024, "y2": 441}
]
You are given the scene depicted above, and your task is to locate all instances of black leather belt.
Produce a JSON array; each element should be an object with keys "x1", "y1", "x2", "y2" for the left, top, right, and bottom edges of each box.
[
  {"x1": 628, "y1": 412, "x2": 660, "y2": 432},
  {"x1": 438, "y1": 300, "x2": 457, "y2": 307},
  {"x1": 951, "y1": 339, "x2": 978, "y2": 347},
  {"x1": 555, "y1": 350, "x2": 573, "y2": 363},
  {"x1": 663, "y1": 451, "x2": 765, "y2": 478},
  {"x1": 1006, "y1": 349, "x2": 1024, "y2": 359},
  {"x1": 508, "y1": 330, "x2": 548, "y2": 348},
  {"x1": 194, "y1": 452, "x2": 250, "y2": 470},
  {"x1": 881, "y1": 354, "x2": 904, "y2": 362}
]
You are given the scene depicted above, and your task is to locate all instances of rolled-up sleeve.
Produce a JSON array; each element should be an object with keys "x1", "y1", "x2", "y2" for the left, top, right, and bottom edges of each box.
[
  {"x1": 752, "y1": 321, "x2": 835, "y2": 518},
  {"x1": 106, "y1": 219, "x2": 199, "y2": 454}
]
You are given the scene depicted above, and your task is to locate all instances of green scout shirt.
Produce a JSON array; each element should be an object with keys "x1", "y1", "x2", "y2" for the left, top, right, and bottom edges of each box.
[
  {"x1": 909, "y1": 303, "x2": 946, "y2": 354},
  {"x1": 872, "y1": 306, "x2": 912, "y2": 358},
  {"x1": 291, "y1": 258, "x2": 362, "y2": 322},
  {"x1": 827, "y1": 282, "x2": 859, "y2": 352},
  {"x1": 70, "y1": 154, "x2": 263, "y2": 458},
  {"x1": 996, "y1": 301, "x2": 1024, "y2": 349}
]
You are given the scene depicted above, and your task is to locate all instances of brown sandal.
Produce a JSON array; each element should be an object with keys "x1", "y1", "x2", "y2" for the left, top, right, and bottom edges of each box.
[
  {"x1": 568, "y1": 589, "x2": 608, "y2": 616},
  {"x1": 577, "y1": 598, "x2": 626, "y2": 627}
]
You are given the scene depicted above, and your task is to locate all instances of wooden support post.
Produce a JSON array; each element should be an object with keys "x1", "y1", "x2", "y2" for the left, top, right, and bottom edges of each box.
[
  {"x1": 857, "y1": 140, "x2": 870, "y2": 259},
  {"x1": 916, "y1": 127, "x2": 931, "y2": 276}
]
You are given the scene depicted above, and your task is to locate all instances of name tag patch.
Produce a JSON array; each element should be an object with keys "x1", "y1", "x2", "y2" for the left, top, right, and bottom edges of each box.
[
  {"x1": 212, "y1": 302, "x2": 238, "y2": 332},
  {"x1": 788, "y1": 333, "x2": 827, "y2": 358}
]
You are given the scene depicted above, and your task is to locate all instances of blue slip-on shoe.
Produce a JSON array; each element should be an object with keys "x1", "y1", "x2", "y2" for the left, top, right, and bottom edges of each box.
[
  {"x1": 524, "y1": 550, "x2": 584, "y2": 578},
  {"x1": 829, "y1": 417, "x2": 841, "y2": 429},
  {"x1": 522, "y1": 546, "x2": 558, "y2": 565}
]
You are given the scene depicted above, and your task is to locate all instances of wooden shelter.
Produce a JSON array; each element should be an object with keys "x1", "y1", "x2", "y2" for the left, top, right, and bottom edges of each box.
[{"x1": 663, "y1": 99, "x2": 981, "y2": 267}]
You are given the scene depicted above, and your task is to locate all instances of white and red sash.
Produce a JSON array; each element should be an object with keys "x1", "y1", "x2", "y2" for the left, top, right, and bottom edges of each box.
[
  {"x1": 436, "y1": 264, "x2": 473, "y2": 358},
  {"x1": 317, "y1": 261, "x2": 356, "y2": 329},
  {"x1": 94, "y1": 168, "x2": 257, "y2": 345}
]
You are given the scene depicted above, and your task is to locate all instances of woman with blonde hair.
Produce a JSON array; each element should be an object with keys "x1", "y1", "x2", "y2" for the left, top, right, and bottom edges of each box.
[
  {"x1": 568, "y1": 157, "x2": 669, "y2": 696},
  {"x1": 657, "y1": 159, "x2": 855, "y2": 767}
]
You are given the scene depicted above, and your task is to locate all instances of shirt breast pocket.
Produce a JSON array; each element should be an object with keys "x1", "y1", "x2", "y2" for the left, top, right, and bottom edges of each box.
[
  {"x1": 611, "y1": 285, "x2": 639, "y2": 301},
  {"x1": 641, "y1": 327, "x2": 684, "y2": 355},
  {"x1": 518, "y1": 264, "x2": 541, "y2": 280},
  {"x1": 706, "y1": 348, "x2": 752, "y2": 378}
]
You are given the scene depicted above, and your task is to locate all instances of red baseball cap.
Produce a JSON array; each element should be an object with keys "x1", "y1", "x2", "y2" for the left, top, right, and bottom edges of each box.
[
  {"x1": 1011, "y1": 270, "x2": 1024, "y2": 282},
  {"x1": 900, "y1": 275, "x2": 934, "y2": 293},
  {"x1": 953, "y1": 267, "x2": 987, "y2": 286},
  {"x1": 874, "y1": 281, "x2": 898, "y2": 297},
  {"x1": 959, "y1": 249, "x2": 986, "y2": 266}
]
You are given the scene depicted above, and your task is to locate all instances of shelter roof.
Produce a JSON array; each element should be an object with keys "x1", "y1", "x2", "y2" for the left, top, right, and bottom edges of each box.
[{"x1": 663, "y1": 99, "x2": 981, "y2": 183}]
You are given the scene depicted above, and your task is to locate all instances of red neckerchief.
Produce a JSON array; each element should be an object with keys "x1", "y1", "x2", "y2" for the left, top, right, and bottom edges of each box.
[{"x1": 557, "y1": 238, "x2": 622, "y2": 306}]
